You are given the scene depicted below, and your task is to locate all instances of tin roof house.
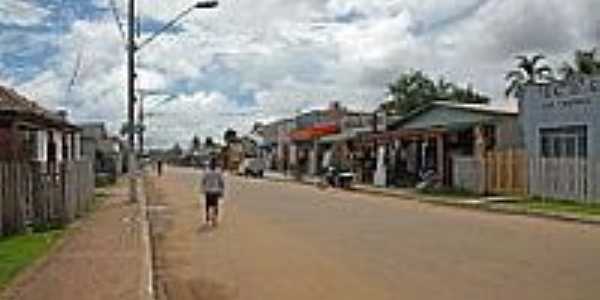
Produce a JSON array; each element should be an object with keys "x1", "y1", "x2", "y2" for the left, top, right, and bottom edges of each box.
[{"x1": 0, "y1": 85, "x2": 81, "y2": 164}]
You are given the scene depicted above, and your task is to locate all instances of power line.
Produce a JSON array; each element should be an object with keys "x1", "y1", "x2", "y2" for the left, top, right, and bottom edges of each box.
[{"x1": 108, "y1": 0, "x2": 126, "y2": 43}]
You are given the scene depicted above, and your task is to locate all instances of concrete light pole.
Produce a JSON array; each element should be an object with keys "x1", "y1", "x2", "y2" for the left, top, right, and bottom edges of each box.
[
  {"x1": 127, "y1": 0, "x2": 137, "y2": 202},
  {"x1": 126, "y1": 0, "x2": 218, "y2": 202}
]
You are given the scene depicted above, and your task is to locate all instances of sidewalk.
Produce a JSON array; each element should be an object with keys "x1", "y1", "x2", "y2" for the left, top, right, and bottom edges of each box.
[
  {"x1": 263, "y1": 171, "x2": 600, "y2": 225},
  {"x1": 1, "y1": 179, "x2": 149, "y2": 300},
  {"x1": 264, "y1": 171, "x2": 480, "y2": 204}
]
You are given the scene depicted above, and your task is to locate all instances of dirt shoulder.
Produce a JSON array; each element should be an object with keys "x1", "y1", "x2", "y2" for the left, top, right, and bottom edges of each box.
[{"x1": 1, "y1": 181, "x2": 147, "y2": 300}]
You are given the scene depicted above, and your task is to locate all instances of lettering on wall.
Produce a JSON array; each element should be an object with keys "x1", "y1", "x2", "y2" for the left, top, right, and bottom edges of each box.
[
  {"x1": 541, "y1": 97, "x2": 593, "y2": 110},
  {"x1": 532, "y1": 77, "x2": 600, "y2": 99}
]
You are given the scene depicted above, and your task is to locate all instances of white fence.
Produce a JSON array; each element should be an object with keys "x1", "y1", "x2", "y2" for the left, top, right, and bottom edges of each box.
[
  {"x1": 452, "y1": 153, "x2": 599, "y2": 202},
  {"x1": 453, "y1": 156, "x2": 484, "y2": 193},
  {"x1": 530, "y1": 158, "x2": 599, "y2": 202}
]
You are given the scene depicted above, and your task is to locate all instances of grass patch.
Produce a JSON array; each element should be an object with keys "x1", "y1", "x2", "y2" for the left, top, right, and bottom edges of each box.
[
  {"x1": 514, "y1": 198, "x2": 600, "y2": 217},
  {"x1": 418, "y1": 186, "x2": 479, "y2": 198},
  {"x1": 0, "y1": 230, "x2": 63, "y2": 289}
]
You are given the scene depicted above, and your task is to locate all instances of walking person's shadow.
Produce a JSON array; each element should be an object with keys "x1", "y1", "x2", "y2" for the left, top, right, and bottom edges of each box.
[{"x1": 197, "y1": 223, "x2": 217, "y2": 235}]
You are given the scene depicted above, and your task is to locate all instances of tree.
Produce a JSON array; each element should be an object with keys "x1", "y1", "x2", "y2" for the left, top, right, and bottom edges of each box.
[
  {"x1": 505, "y1": 54, "x2": 553, "y2": 97},
  {"x1": 170, "y1": 143, "x2": 183, "y2": 156},
  {"x1": 205, "y1": 137, "x2": 215, "y2": 148},
  {"x1": 224, "y1": 128, "x2": 237, "y2": 145},
  {"x1": 380, "y1": 70, "x2": 489, "y2": 115},
  {"x1": 190, "y1": 135, "x2": 201, "y2": 153},
  {"x1": 559, "y1": 48, "x2": 600, "y2": 79}
]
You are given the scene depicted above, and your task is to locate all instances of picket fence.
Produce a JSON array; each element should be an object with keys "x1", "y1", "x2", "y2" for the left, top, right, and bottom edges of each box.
[{"x1": 0, "y1": 160, "x2": 94, "y2": 236}]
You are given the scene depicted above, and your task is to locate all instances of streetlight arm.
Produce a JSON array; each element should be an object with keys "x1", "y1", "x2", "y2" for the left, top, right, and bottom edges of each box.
[{"x1": 136, "y1": 1, "x2": 218, "y2": 52}]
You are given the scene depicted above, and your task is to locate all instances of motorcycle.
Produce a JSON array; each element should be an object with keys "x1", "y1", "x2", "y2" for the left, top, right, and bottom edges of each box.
[{"x1": 323, "y1": 166, "x2": 354, "y2": 189}]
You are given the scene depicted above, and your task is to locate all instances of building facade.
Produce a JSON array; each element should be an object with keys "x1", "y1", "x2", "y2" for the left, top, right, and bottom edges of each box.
[{"x1": 520, "y1": 76, "x2": 600, "y2": 201}]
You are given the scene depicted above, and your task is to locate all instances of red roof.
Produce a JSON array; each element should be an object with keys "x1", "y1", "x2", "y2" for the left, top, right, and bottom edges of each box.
[{"x1": 289, "y1": 123, "x2": 338, "y2": 141}]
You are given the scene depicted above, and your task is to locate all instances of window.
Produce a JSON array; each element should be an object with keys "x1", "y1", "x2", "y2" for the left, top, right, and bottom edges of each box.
[{"x1": 539, "y1": 125, "x2": 587, "y2": 158}]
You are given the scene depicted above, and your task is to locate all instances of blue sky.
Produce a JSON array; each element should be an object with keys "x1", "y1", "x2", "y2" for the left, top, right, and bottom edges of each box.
[{"x1": 1, "y1": 0, "x2": 599, "y2": 147}]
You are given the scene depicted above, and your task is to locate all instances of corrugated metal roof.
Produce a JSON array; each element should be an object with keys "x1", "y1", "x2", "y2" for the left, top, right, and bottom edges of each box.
[
  {"x1": 0, "y1": 86, "x2": 47, "y2": 115},
  {"x1": 388, "y1": 101, "x2": 518, "y2": 131},
  {"x1": 0, "y1": 85, "x2": 77, "y2": 129},
  {"x1": 433, "y1": 101, "x2": 519, "y2": 115}
]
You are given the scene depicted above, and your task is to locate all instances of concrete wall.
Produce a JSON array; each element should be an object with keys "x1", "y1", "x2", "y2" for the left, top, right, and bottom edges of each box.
[
  {"x1": 495, "y1": 115, "x2": 524, "y2": 151},
  {"x1": 521, "y1": 77, "x2": 600, "y2": 201}
]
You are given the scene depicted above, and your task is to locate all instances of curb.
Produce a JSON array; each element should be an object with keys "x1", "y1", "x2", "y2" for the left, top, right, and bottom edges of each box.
[
  {"x1": 263, "y1": 175, "x2": 600, "y2": 226},
  {"x1": 138, "y1": 176, "x2": 155, "y2": 300}
]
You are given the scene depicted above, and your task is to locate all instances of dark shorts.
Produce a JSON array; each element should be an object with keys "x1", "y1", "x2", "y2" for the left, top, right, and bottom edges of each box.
[{"x1": 205, "y1": 193, "x2": 220, "y2": 208}]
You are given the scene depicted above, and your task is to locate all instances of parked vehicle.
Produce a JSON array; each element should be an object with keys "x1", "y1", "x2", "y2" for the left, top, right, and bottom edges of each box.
[
  {"x1": 239, "y1": 158, "x2": 265, "y2": 178},
  {"x1": 323, "y1": 166, "x2": 354, "y2": 189}
]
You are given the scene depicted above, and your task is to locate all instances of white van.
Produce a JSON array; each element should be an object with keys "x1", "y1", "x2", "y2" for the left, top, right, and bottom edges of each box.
[{"x1": 239, "y1": 158, "x2": 265, "y2": 178}]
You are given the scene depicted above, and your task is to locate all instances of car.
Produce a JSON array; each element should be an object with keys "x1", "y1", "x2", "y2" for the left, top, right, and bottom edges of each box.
[{"x1": 239, "y1": 158, "x2": 265, "y2": 178}]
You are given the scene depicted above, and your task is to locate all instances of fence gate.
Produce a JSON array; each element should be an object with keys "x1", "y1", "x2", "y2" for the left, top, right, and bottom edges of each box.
[{"x1": 484, "y1": 150, "x2": 528, "y2": 196}]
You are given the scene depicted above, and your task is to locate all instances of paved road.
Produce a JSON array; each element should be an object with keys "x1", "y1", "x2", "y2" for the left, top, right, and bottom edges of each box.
[{"x1": 147, "y1": 167, "x2": 600, "y2": 300}]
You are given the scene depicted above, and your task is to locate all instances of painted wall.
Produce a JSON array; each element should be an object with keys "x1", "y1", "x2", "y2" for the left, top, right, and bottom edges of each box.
[{"x1": 520, "y1": 76, "x2": 600, "y2": 200}]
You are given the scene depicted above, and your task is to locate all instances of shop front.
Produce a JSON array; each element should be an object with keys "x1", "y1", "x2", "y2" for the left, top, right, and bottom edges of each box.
[{"x1": 289, "y1": 122, "x2": 338, "y2": 177}]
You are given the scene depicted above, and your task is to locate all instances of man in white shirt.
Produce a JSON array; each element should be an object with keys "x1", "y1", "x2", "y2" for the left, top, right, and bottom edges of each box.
[{"x1": 201, "y1": 159, "x2": 225, "y2": 226}]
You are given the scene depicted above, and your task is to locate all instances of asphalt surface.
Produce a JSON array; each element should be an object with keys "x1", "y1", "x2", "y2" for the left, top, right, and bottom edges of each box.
[{"x1": 148, "y1": 167, "x2": 600, "y2": 300}]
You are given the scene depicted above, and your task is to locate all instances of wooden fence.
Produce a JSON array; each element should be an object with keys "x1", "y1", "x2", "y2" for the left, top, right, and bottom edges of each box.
[
  {"x1": 0, "y1": 160, "x2": 94, "y2": 236},
  {"x1": 453, "y1": 150, "x2": 528, "y2": 196},
  {"x1": 484, "y1": 150, "x2": 528, "y2": 196}
]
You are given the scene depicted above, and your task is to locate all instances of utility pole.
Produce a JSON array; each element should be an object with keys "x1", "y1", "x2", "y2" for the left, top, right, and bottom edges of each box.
[
  {"x1": 127, "y1": 0, "x2": 137, "y2": 202},
  {"x1": 124, "y1": 0, "x2": 218, "y2": 203},
  {"x1": 138, "y1": 92, "x2": 145, "y2": 156}
]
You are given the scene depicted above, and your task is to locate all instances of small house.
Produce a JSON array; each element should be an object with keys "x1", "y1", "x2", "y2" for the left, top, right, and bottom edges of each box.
[{"x1": 363, "y1": 101, "x2": 522, "y2": 191}]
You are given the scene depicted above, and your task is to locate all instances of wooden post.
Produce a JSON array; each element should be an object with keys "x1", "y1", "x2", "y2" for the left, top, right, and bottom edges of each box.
[
  {"x1": 507, "y1": 149, "x2": 514, "y2": 193},
  {"x1": 0, "y1": 163, "x2": 4, "y2": 236},
  {"x1": 436, "y1": 134, "x2": 444, "y2": 184}
]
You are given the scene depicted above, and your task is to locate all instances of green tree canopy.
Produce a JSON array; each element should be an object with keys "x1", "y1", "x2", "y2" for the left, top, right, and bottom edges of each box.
[
  {"x1": 190, "y1": 135, "x2": 201, "y2": 153},
  {"x1": 223, "y1": 128, "x2": 238, "y2": 145},
  {"x1": 380, "y1": 70, "x2": 490, "y2": 115},
  {"x1": 559, "y1": 48, "x2": 600, "y2": 79},
  {"x1": 205, "y1": 137, "x2": 215, "y2": 148}
]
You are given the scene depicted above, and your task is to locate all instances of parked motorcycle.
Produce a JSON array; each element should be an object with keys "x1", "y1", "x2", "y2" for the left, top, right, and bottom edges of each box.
[{"x1": 323, "y1": 166, "x2": 354, "y2": 189}]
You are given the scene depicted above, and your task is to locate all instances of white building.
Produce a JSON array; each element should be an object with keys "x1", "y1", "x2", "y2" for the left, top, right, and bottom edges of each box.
[{"x1": 520, "y1": 76, "x2": 600, "y2": 201}]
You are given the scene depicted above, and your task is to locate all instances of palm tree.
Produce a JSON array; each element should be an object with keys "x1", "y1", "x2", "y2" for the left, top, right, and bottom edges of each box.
[
  {"x1": 505, "y1": 54, "x2": 553, "y2": 97},
  {"x1": 560, "y1": 48, "x2": 600, "y2": 79}
]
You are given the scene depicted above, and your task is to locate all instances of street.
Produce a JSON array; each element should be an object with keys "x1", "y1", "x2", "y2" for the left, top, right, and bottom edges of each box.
[{"x1": 147, "y1": 167, "x2": 600, "y2": 300}]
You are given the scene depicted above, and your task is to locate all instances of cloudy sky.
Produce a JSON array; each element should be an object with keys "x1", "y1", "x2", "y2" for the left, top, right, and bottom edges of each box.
[{"x1": 1, "y1": 0, "x2": 599, "y2": 147}]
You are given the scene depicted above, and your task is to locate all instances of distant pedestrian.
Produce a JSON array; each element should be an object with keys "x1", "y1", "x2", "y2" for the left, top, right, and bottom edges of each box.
[
  {"x1": 201, "y1": 159, "x2": 225, "y2": 226},
  {"x1": 157, "y1": 160, "x2": 163, "y2": 176}
]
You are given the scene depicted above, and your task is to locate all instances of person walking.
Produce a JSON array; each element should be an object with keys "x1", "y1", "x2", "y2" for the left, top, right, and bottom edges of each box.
[
  {"x1": 201, "y1": 159, "x2": 225, "y2": 226},
  {"x1": 157, "y1": 159, "x2": 163, "y2": 176}
]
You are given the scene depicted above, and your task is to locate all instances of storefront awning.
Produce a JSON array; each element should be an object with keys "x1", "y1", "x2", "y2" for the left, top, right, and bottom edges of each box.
[
  {"x1": 289, "y1": 123, "x2": 338, "y2": 141},
  {"x1": 319, "y1": 127, "x2": 372, "y2": 144}
]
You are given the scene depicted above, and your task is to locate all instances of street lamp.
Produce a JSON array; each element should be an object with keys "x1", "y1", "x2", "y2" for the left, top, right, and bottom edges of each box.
[
  {"x1": 136, "y1": 89, "x2": 177, "y2": 156},
  {"x1": 194, "y1": 1, "x2": 219, "y2": 9},
  {"x1": 126, "y1": 0, "x2": 218, "y2": 202}
]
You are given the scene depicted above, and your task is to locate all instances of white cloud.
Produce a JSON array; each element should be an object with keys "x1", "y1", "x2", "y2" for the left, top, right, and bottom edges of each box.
[
  {"x1": 5, "y1": 0, "x2": 600, "y2": 147},
  {"x1": 0, "y1": 0, "x2": 50, "y2": 26}
]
